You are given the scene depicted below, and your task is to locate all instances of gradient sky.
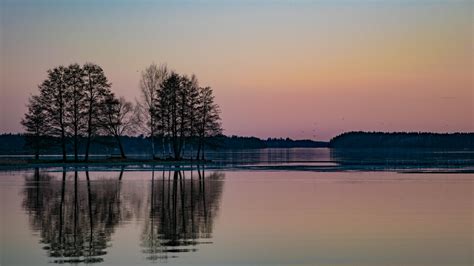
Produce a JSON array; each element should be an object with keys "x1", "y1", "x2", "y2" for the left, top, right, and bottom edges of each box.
[{"x1": 1, "y1": 0, "x2": 472, "y2": 140}]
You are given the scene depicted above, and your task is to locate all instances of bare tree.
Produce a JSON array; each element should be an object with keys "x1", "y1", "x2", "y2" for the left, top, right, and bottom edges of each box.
[
  {"x1": 138, "y1": 63, "x2": 168, "y2": 159},
  {"x1": 21, "y1": 95, "x2": 51, "y2": 160},
  {"x1": 37, "y1": 66, "x2": 69, "y2": 161},
  {"x1": 83, "y1": 63, "x2": 112, "y2": 162},
  {"x1": 185, "y1": 74, "x2": 200, "y2": 158},
  {"x1": 177, "y1": 75, "x2": 193, "y2": 158},
  {"x1": 100, "y1": 95, "x2": 138, "y2": 159},
  {"x1": 196, "y1": 87, "x2": 222, "y2": 160},
  {"x1": 64, "y1": 63, "x2": 86, "y2": 162},
  {"x1": 158, "y1": 72, "x2": 186, "y2": 160}
]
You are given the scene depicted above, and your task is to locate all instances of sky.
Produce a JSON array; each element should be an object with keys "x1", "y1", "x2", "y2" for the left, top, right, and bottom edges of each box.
[{"x1": 0, "y1": 0, "x2": 472, "y2": 141}]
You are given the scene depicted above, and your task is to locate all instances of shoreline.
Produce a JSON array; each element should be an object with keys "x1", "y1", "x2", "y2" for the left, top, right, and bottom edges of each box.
[{"x1": 0, "y1": 158, "x2": 213, "y2": 171}]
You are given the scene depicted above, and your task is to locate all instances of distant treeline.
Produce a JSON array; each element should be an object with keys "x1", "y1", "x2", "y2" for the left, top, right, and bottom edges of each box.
[
  {"x1": 210, "y1": 136, "x2": 328, "y2": 149},
  {"x1": 329, "y1": 132, "x2": 474, "y2": 149},
  {"x1": 0, "y1": 134, "x2": 328, "y2": 156}
]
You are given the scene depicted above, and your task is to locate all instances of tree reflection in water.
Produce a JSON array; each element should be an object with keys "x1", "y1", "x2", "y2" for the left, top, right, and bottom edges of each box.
[
  {"x1": 22, "y1": 166, "x2": 224, "y2": 264},
  {"x1": 23, "y1": 168, "x2": 123, "y2": 264},
  {"x1": 141, "y1": 166, "x2": 224, "y2": 262}
]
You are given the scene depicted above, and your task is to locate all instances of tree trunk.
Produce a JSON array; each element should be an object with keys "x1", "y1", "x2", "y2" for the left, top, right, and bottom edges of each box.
[
  {"x1": 85, "y1": 108, "x2": 93, "y2": 162},
  {"x1": 162, "y1": 136, "x2": 166, "y2": 159},
  {"x1": 73, "y1": 86, "x2": 79, "y2": 163},
  {"x1": 201, "y1": 145, "x2": 205, "y2": 161},
  {"x1": 150, "y1": 117, "x2": 155, "y2": 159},
  {"x1": 151, "y1": 135, "x2": 155, "y2": 159},
  {"x1": 85, "y1": 135, "x2": 91, "y2": 162},
  {"x1": 74, "y1": 130, "x2": 78, "y2": 162},
  {"x1": 178, "y1": 137, "x2": 184, "y2": 159},
  {"x1": 61, "y1": 129, "x2": 67, "y2": 162},
  {"x1": 59, "y1": 86, "x2": 67, "y2": 162},
  {"x1": 168, "y1": 138, "x2": 172, "y2": 157},
  {"x1": 35, "y1": 136, "x2": 40, "y2": 160},
  {"x1": 196, "y1": 138, "x2": 202, "y2": 161},
  {"x1": 115, "y1": 135, "x2": 126, "y2": 159},
  {"x1": 178, "y1": 104, "x2": 185, "y2": 160},
  {"x1": 173, "y1": 135, "x2": 180, "y2": 160},
  {"x1": 181, "y1": 139, "x2": 186, "y2": 158},
  {"x1": 189, "y1": 142, "x2": 194, "y2": 161}
]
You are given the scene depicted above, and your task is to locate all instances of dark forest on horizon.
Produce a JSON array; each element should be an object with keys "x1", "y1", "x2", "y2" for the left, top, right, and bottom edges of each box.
[
  {"x1": 1, "y1": 132, "x2": 473, "y2": 158},
  {"x1": 0, "y1": 134, "x2": 327, "y2": 156},
  {"x1": 329, "y1": 132, "x2": 474, "y2": 149}
]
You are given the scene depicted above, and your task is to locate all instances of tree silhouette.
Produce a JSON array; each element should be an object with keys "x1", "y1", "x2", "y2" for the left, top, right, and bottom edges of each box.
[
  {"x1": 21, "y1": 96, "x2": 52, "y2": 159},
  {"x1": 64, "y1": 64, "x2": 86, "y2": 162},
  {"x1": 185, "y1": 75, "x2": 200, "y2": 157},
  {"x1": 100, "y1": 95, "x2": 138, "y2": 158},
  {"x1": 138, "y1": 63, "x2": 169, "y2": 159},
  {"x1": 37, "y1": 66, "x2": 69, "y2": 161},
  {"x1": 196, "y1": 86, "x2": 222, "y2": 160},
  {"x1": 83, "y1": 63, "x2": 113, "y2": 162},
  {"x1": 158, "y1": 72, "x2": 185, "y2": 160}
]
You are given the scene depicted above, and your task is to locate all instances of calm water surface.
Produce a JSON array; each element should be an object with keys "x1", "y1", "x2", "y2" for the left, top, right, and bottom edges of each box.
[{"x1": 0, "y1": 166, "x2": 473, "y2": 265}]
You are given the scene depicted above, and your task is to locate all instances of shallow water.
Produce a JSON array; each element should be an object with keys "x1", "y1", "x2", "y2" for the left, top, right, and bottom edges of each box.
[
  {"x1": 0, "y1": 167, "x2": 472, "y2": 266},
  {"x1": 3, "y1": 148, "x2": 474, "y2": 173}
]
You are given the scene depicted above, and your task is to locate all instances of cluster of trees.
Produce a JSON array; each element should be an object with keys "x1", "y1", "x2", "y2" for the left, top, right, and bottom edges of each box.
[
  {"x1": 21, "y1": 63, "x2": 133, "y2": 161},
  {"x1": 21, "y1": 63, "x2": 222, "y2": 161},
  {"x1": 137, "y1": 64, "x2": 221, "y2": 160}
]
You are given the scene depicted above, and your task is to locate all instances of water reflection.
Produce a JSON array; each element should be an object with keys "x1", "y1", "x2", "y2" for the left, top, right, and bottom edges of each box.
[
  {"x1": 141, "y1": 167, "x2": 224, "y2": 261},
  {"x1": 205, "y1": 148, "x2": 331, "y2": 165},
  {"x1": 22, "y1": 167, "x2": 224, "y2": 264},
  {"x1": 330, "y1": 148, "x2": 474, "y2": 170},
  {"x1": 23, "y1": 168, "x2": 123, "y2": 263}
]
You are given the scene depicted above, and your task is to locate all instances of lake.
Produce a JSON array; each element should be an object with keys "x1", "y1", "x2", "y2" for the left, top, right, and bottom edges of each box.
[{"x1": 0, "y1": 148, "x2": 473, "y2": 265}]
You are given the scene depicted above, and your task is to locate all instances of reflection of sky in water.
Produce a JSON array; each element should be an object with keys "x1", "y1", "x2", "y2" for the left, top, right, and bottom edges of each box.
[
  {"x1": 245, "y1": 161, "x2": 339, "y2": 167},
  {"x1": 1, "y1": 169, "x2": 472, "y2": 265},
  {"x1": 3, "y1": 148, "x2": 474, "y2": 172}
]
